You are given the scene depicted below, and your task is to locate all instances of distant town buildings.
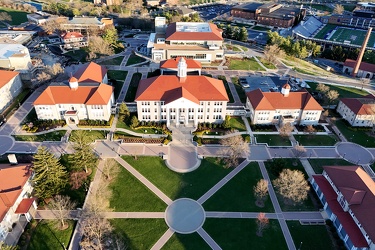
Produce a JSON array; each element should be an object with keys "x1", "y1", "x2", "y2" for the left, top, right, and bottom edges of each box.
[
  {"x1": 231, "y1": 2, "x2": 306, "y2": 28},
  {"x1": 0, "y1": 164, "x2": 35, "y2": 246},
  {"x1": 148, "y1": 17, "x2": 224, "y2": 63},
  {"x1": 33, "y1": 62, "x2": 114, "y2": 124},
  {"x1": 246, "y1": 84, "x2": 323, "y2": 125},
  {"x1": 135, "y1": 57, "x2": 229, "y2": 126},
  {"x1": 337, "y1": 94, "x2": 375, "y2": 127},
  {"x1": 311, "y1": 166, "x2": 375, "y2": 250},
  {"x1": 0, "y1": 71, "x2": 23, "y2": 113}
]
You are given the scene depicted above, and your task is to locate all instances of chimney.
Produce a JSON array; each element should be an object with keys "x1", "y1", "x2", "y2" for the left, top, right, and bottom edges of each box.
[
  {"x1": 177, "y1": 57, "x2": 187, "y2": 81},
  {"x1": 69, "y1": 76, "x2": 79, "y2": 90},
  {"x1": 281, "y1": 83, "x2": 291, "y2": 97},
  {"x1": 352, "y1": 27, "x2": 372, "y2": 77}
]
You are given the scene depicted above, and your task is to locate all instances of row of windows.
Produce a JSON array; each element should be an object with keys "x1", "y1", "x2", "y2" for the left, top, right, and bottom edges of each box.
[{"x1": 141, "y1": 114, "x2": 223, "y2": 120}]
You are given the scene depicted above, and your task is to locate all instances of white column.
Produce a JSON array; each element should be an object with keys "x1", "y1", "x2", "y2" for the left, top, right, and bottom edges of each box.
[
  {"x1": 167, "y1": 108, "x2": 170, "y2": 127},
  {"x1": 194, "y1": 108, "x2": 198, "y2": 127},
  {"x1": 185, "y1": 108, "x2": 188, "y2": 125},
  {"x1": 176, "y1": 108, "x2": 179, "y2": 125}
]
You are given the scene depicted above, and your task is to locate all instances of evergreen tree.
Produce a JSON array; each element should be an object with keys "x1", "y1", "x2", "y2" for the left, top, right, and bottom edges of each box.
[
  {"x1": 239, "y1": 27, "x2": 248, "y2": 42},
  {"x1": 32, "y1": 146, "x2": 67, "y2": 200},
  {"x1": 69, "y1": 130, "x2": 97, "y2": 173},
  {"x1": 131, "y1": 115, "x2": 139, "y2": 128}
]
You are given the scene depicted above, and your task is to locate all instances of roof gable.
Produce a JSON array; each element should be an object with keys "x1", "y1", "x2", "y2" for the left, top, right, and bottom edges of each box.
[
  {"x1": 0, "y1": 70, "x2": 19, "y2": 89},
  {"x1": 340, "y1": 97, "x2": 375, "y2": 115},
  {"x1": 160, "y1": 57, "x2": 201, "y2": 69},
  {"x1": 73, "y1": 62, "x2": 107, "y2": 83},
  {"x1": 344, "y1": 59, "x2": 375, "y2": 73}
]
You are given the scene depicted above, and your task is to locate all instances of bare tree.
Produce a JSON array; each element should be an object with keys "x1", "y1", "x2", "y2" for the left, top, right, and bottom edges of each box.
[
  {"x1": 264, "y1": 44, "x2": 285, "y2": 65},
  {"x1": 333, "y1": 4, "x2": 344, "y2": 14},
  {"x1": 279, "y1": 122, "x2": 293, "y2": 137},
  {"x1": 326, "y1": 90, "x2": 339, "y2": 104},
  {"x1": 0, "y1": 12, "x2": 11, "y2": 23},
  {"x1": 253, "y1": 179, "x2": 268, "y2": 207},
  {"x1": 256, "y1": 212, "x2": 269, "y2": 237},
  {"x1": 220, "y1": 131, "x2": 250, "y2": 168},
  {"x1": 103, "y1": 159, "x2": 120, "y2": 181},
  {"x1": 70, "y1": 171, "x2": 88, "y2": 190},
  {"x1": 88, "y1": 36, "x2": 114, "y2": 58},
  {"x1": 304, "y1": 125, "x2": 316, "y2": 136},
  {"x1": 36, "y1": 71, "x2": 52, "y2": 83},
  {"x1": 293, "y1": 145, "x2": 306, "y2": 159},
  {"x1": 273, "y1": 169, "x2": 310, "y2": 204},
  {"x1": 48, "y1": 195, "x2": 77, "y2": 230},
  {"x1": 47, "y1": 63, "x2": 64, "y2": 78},
  {"x1": 316, "y1": 83, "x2": 329, "y2": 94}
]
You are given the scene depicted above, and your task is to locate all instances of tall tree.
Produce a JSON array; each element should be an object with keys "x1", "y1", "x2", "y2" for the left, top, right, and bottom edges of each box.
[
  {"x1": 69, "y1": 130, "x2": 97, "y2": 173},
  {"x1": 220, "y1": 131, "x2": 250, "y2": 168},
  {"x1": 102, "y1": 27, "x2": 119, "y2": 47},
  {"x1": 253, "y1": 179, "x2": 268, "y2": 207},
  {"x1": 264, "y1": 44, "x2": 285, "y2": 65},
  {"x1": 333, "y1": 4, "x2": 344, "y2": 14},
  {"x1": 279, "y1": 122, "x2": 293, "y2": 138},
  {"x1": 316, "y1": 83, "x2": 329, "y2": 94},
  {"x1": 32, "y1": 146, "x2": 68, "y2": 200},
  {"x1": 239, "y1": 27, "x2": 248, "y2": 42},
  {"x1": 48, "y1": 195, "x2": 77, "y2": 230},
  {"x1": 88, "y1": 36, "x2": 114, "y2": 58},
  {"x1": 256, "y1": 212, "x2": 269, "y2": 237},
  {"x1": 273, "y1": 169, "x2": 310, "y2": 204},
  {"x1": 326, "y1": 89, "x2": 339, "y2": 104},
  {"x1": 118, "y1": 103, "x2": 129, "y2": 117}
]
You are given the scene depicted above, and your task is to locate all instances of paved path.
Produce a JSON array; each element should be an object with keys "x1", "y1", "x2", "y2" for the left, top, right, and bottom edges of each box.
[
  {"x1": 114, "y1": 156, "x2": 173, "y2": 205},
  {"x1": 197, "y1": 228, "x2": 222, "y2": 250},
  {"x1": 258, "y1": 161, "x2": 296, "y2": 250},
  {"x1": 150, "y1": 229, "x2": 174, "y2": 250}
]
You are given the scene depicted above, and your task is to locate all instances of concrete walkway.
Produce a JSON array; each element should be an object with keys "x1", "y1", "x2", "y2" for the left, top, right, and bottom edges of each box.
[{"x1": 258, "y1": 161, "x2": 296, "y2": 250}]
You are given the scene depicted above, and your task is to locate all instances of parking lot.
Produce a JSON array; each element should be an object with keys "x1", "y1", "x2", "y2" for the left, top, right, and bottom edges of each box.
[{"x1": 192, "y1": 4, "x2": 233, "y2": 21}]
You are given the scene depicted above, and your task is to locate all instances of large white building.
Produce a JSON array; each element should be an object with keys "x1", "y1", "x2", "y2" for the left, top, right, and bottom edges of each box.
[
  {"x1": 337, "y1": 94, "x2": 375, "y2": 127},
  {"x1": 0, "y1": 164, "x2": 35, "y2": 246},
  {"x1": 246, "y1": 84, "x2": 323, "y2": 125},
  {"x1": 0, "y1": 44, "x2": 32, "y2": 71},
  {"x1": 148, "y1": 17, "x2": 224, "y2": 63},
  {"x1": 0, "y1": 71, "x2": 23, "y2": 113},
  {"x1": 135, "y1": 58, "x2": 229, "y2": 127},
  {"x1": 33, "y1": 62, "x2": 114, "y2": 124}
]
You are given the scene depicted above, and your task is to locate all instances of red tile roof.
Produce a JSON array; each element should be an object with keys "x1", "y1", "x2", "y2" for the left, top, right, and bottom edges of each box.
[
  {"x1": 135, "y1": 75, "x2": 229, "y2": 103},
  {"x1": 340, "y1": 95, "x2": 375, "y2": 115},
  {"x1": 61, "y1": 31, "x2": 83, "y2": 39},
  {"x1": 15, "y1": 198, "x2": 35, "y2": 214},
  {"x1": 313, "y1": 175, "x2": 368, "y2": 247},
  {"x1": 0, "y1": 70, "x2": 19, "y2": 89},
  {"x1": 73, "y1": 62, "x2": 107, "y2": 83},
  {"x1": 0, "y1": 164, "x2": 32, "y2": 222},
  {"x1": 247, "y1": 89, "x2": 323, "y2": 111},
  {"x1": 160, "y1": 57, "x2": 202, "y2": 69},
  {"x1": 323, "y1": 166, "x2": 375, "y2": 245},
  {"x1": 165, "y1": 22, "x2": 223, "y2": 41},
  {"x1": 34, "y1": 84, "x2": 113, "y2": 105},
  {"x1": 344, "y1": 59, "x2": 375, "y2": 73}
]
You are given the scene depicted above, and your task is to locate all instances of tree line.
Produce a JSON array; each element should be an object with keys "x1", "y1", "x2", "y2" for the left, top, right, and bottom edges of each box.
[
  {"x1": 267, "y1": 31, "x2": 321, "y2": 58},
  {"x1": 217, "y1": 24, "x2": 248, "y2": 42}
]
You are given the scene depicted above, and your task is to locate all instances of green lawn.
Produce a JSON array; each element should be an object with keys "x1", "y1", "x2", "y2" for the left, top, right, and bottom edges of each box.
[
  {"x1": 126, "y1": 54, "x2": 146, "y2": 66},
  {"x1": 344, "y1": 5, "x2": 356, "y2": 11},
  {"x1": 227, "y1": 57, "x2": 265, "y2": 71},
  {"x1": 265, "y1": 159, "x2": 318, "y2": 211},
  {"x1": 310, "y1": 4, "x2": 332, "y2": 12},
  {"x1": 294, "y1": 135, "x2": 339, "y2": 146},
  {"x1": 287, "y1": 221, "x2": 335, "y2": 250},
  {"x1": 100, "y1": 56, "x2": 124, "y2": 66},
  {"x1": 218, "y1": 75, "x2": 234, "y2": 103},
  {"x1": 334, "y1": 119, "x2": 375, "y2": 147},
  {"x1": 255, "y1": 134, "x2": 291, "y2": 146},
  {"x1": 231, "y1": 77, "x2": 248, "y2": 103},
  {"x1": 228, "y1": 116, "x2": 247, "y2": 131},
  {"x1": 125, "y1": 73, "x2": 142, "y2": 102},
  {"x1": 308, "y1": 158, "x2": 353, "y2": 174},
  {"x1": 28, "y1": 220, "x2": 75, "y2": 250},
  {"x1": 257, "y1": 57, "x2": 277, "y2": 69},
  {"x1": 108, "y1": 70, "x2": 128, "y2": 80},
  {"x1": 307, "y1": 81, "x2": 369, "y2": 99},
  {"x1": 204, "y1": 219, "x2": 287, "y2": 250},
  {"x1": 13, "y1": 130, "x2": 66, "y2": 142},
  {"x1": 122, "y1": 156, "x2": 233, "y2": 200},
  {"x1": 203, "y1": 162, "x2": 274, "y2": 212},
  {"x1": 0, "y1": 7, "x2": 28, "y2": 25},
  {"x1": 69, "y1": 130, "x2": 107, "y2": 142},
  {"x1": 109, "y1": 162, "x2": 167, "y2": 211},
  {"x1": 162, "y1": 233, "x2": 210, "y2": 250},
  {"x1": 116, "y1": 119, "x2": 163, "y2": 134},
  {"x1": 111, "y1": 219, "x2": 168, "y2": 250},
  {"x1": 64, "y1": 49, "x2": 88, "y2": 62}
]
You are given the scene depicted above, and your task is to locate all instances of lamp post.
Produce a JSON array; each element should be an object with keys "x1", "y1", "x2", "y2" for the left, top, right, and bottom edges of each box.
[{"x1": 298, "y1": 241, "x2": 303, "y2": 250}]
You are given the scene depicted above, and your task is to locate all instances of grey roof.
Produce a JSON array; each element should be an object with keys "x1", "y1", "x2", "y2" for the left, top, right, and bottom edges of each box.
[
  {"x1": 293, "y1": 16, "x2": 323, "y2": 38},
  {"x1": 231, "y1": 2, "x2": 263, "y2": 12},
  {"x1": 68, "y1": 17, "x2": 103, "y2": 25}
]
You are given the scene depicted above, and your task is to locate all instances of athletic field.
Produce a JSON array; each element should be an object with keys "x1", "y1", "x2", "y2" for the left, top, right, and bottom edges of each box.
[{"x1": 314, "y1": 25, "x2": 375, "y2": 48}]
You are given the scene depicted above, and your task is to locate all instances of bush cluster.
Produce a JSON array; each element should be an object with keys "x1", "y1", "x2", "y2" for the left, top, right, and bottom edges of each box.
[
  {"x1": 22, "y1": 119, "x2": 66, "y2": 133},
  {"x1": 250, "y1": 124, "x2": 277, "y2": 132},
  {"x1": 78, "y1": 115, "x2": 114, "y2": 127},
  {"x1": 295, "y1": 124, "x2": 325, "y2": 132}
]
